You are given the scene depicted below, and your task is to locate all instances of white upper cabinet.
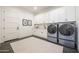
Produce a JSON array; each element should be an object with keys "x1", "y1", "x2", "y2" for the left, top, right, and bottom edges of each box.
[
  {"x1": 34, "y1": 14, "x2": 41, "y2": 24},
  {"x1": 48, "y1": 7, "x2": 66, "y2": 23},
  {"x1": 34, "y1": 12, "x2": 48, "y2": 24},
  {"x1": 75, "y1": 7, "x2": 79, "y2": 22},
  {"x1": 65, "y1": 6, "x2": 76, "y2": 21},
  {"x1": 48, "y1": 6, "x2": 76, "y2": 22}
]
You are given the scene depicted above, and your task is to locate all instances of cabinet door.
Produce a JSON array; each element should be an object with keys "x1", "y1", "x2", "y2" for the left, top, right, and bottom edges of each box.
[
  {"x1": 42, "y1": 13, "x2": 49, "y2": 23},
  {"x1": 65, "y1": 7, "x2": 75, "y2": 21},
  {"x1": 56, "y1": 7, "x2": 66, "y2": 22},
  {"x1": 48, "y1": 9, "x2": 57, "y2": 23},
  {"x1": 48, "y1": 7, "x2": 66, "y2": 23},
  {"x1": 34, "y1": 13, "x2": 48, "y2": 24},
  {"x1": 1, "y1": 7, "x2": 19, "y2": 41},
  {"x1": 3, "y1": 16, "x2": 18, "y2": 41}
]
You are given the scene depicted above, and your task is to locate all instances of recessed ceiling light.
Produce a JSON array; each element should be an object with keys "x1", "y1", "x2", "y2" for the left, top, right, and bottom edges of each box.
[{"x1": 33, "y1": 6, "x2": 38, "y2": 10}]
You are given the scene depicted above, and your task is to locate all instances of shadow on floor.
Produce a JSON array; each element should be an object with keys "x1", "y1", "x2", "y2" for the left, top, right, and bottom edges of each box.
[{"x1": 0, "y1": 42, "x2": 14, "y2": 53}]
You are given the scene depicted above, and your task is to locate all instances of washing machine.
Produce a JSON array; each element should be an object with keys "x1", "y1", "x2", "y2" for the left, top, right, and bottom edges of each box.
[
  {"x1": 47, "y1": 23, "x2": 58, "y2": 43},
  {"x1": 58, "y1": 21, "x2": 77, "y2": 48}
]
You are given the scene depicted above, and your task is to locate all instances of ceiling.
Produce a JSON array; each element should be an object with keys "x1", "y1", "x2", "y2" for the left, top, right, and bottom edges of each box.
[{"x1": 18, "y1": 6, "x2": 62, "y2": 15}]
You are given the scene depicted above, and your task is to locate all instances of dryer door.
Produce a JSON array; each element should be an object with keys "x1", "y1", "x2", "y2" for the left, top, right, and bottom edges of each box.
[
  {"x1": 59, "y1": 23, "x2": 75, "y2": 48},
  {"x1": 47, "y1": 24, "x2": 57, "y2": 34},
  {"x1": 59, "y1": 24, "x2": 74, "y2": 36}
]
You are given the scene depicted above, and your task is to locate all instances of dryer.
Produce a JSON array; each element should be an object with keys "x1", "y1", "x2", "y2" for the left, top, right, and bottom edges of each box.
[
  {"x1": 58, "y1": 21, "x2": 77, "y2": 48},
  {"x1": 47, "y1": 23, "x2": 58, "y2": 43}
]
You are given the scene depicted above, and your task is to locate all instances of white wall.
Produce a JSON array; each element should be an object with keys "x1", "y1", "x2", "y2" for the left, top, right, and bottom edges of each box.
[{"x1": 0, "y1": 7, "x2": 34, "y2": 42}]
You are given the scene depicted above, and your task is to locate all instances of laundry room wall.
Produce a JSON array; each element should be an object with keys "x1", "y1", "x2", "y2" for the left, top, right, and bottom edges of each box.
[
  {"x1": 0, "y1": 7, "x2": 34, "y2": 42},
  {"x1": 75, "y1": 7, "x2": 79, "y2": 52}
]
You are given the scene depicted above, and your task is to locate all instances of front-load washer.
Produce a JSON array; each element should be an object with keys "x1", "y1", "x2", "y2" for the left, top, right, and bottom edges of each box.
[
  {"x1": 58, "y1": 21, "x2": 77, "y2": 48},
  {"x1": 47, "y1": 23, "x2": 58, "y2": 43}
]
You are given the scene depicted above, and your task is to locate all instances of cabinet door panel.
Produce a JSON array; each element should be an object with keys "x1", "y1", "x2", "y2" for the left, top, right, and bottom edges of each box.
[
  {"x1": 4, "y1": 17, "x2": 18, "y2": 41},
  {"x1": 49, "y1": 7, "x2": 66, "y2": 23},
  {"x1": 65, "y1": 7, "x2": 75, "y2": 21}
]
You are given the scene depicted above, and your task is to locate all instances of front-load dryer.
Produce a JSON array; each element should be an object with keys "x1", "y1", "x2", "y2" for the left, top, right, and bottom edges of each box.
[
  {"x1": 47, "y1": 23, "x2": 58, "y2": 43},
  {"x1": 58, "y1": 21, "x2": 77, "y2": 48}
]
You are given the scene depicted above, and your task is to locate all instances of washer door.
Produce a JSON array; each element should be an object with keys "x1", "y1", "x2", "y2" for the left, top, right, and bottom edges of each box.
[
  {"x1": 47, "y1": 24, "x2": 57, "y2": 34},
  {"x1": 59, "y1": 24, "x2": 75, "y2": 36}
]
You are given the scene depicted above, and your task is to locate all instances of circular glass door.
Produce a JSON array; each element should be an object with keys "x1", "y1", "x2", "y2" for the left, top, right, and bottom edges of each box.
[
  {"x1": 59, "y1": 24, "x2": 74, "y2": 36},
  {"x1": 47, "y1": 24, "x2": 57, "y2": 34}
]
